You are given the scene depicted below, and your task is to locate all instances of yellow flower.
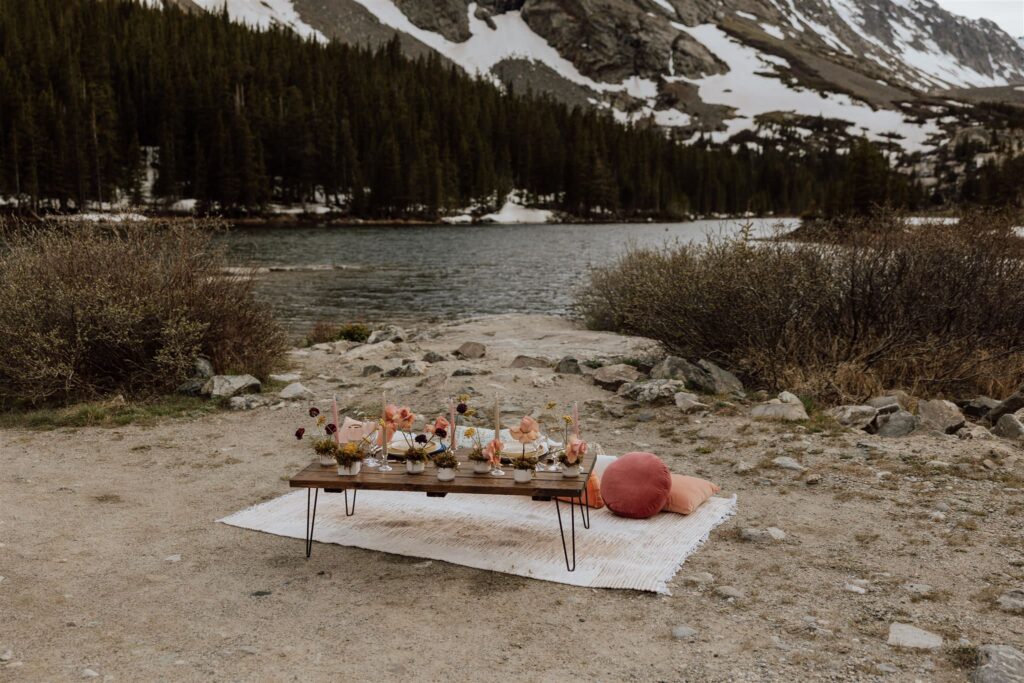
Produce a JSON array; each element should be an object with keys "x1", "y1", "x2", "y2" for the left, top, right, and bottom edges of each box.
[
  {"x1": 545, "y1": 401, "x2": 557, "y2": 410},
  {"x1": 562, "y1": 415, "x2": 573, "y2": 425},
  {"x1": 464, "y1": 408, "x2": 477, "y2": 417},
  {"x1": 464, "y1": 427, "x2": 476, "y2": 438},
  {"x1": 342, "y1": 442, "x2": 359, "y2": 455},
  {"x1": 316, "y1": 414, "x2": 327, "y2": 427},
  {"x1": 458, "y1": 394, "x2": 470, "y2": 403}
]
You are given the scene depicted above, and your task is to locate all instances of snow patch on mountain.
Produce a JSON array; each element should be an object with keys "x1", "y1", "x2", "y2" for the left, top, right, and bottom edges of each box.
[
  {"x1": 190, "y1": 0, "x2": 326, "y2": 42},
  {"x1": 672, "y1": 23, "x2": 939, "y2": 151}
]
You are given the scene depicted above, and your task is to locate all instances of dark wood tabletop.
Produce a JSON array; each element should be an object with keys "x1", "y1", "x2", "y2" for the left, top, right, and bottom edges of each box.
[{"x1": 289, "y1": 449, "x2": 596, "y2": 499}]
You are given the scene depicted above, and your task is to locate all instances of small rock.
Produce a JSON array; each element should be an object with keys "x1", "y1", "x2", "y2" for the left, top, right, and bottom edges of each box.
[
  {"x1": 228, "y1": 394, "x2": 271, "y2": 411},
  {"x1": 384, "y1": 362, "x2": 427, "y2": 378},
  {"x1": 960, "y1": 396, "x2": 1000, "y2": 419},
  {"x1": 422, "y1": 351, "x2": 446, "y2": 363},
  {"x1": 984, "y1": 389, "x2": 1024, "y2": 426},
  {"x1": 973, "y1": 644, "x2": 1024, "y2": 683},
  {"x1": 510, "y1": 355, "x2": 550, "y2": 369},
  {"x1": 765, "y1": 527, "x2": 787, "y2": 541},
  {"x1": 269, "y1": 372, "x2": 301, "y2": 383},
  {"x1": 733, "y1": 461, "x2": 756, "y2": 474},
  {"x1": 867, "y1": 395, "x2": 902, "y2": 415},
  {"x1": 903, "y1": 583, "x2": 933, "y2": 596},
  {"x1": 927, "y1": 460, "x2": 951, "y2": 469},
  {"x1": 740, "y1": 528, "x2": 773, "y2": 543},
  {"x1": 958, "y1": 424, "x2": 994, "y2": 441},
  {"x1": 828, "y1": 405, "x2": 879, "y2": 430},
  {"x1": 361, "y1": 364, "x2": 383, "y2": 377},
  {"x1": 929, "y1": 511, "x2": 947, "y2": 522},
  {"x1": 681, "y1": 572, "x2": 715, "y2": 586},
  {"x1": 201, "y1": 374, "x2": 261, "y2": 399},
  {"x1": 993, "y1": 414, "x2": 1024, "y2": 441},
  {"x1": 778, "y1": 391, "x2": 801, "y2": 404},
  {"x1": 0, "y1": 650, "x2": 12, "y2": 662},
  {"x1": 343, "y1": 340, "x2": 397, "y2": 360},
  {"x1": 918, "y1": 399, "x2": 965, "y2": 434},
  {"x1": 715, "y1": 585, "x2": 745, "y2": 600},
  {"x1": 751, "y1": 403, "x2": 808, "y2": 421},
  {"x1": 876, "y1": 663, "x2": 898, "y2": 674},
  {"x1": 696, "y1": 359, "x2": 744, "y2": 395},
  {"x1": 81, "y1": 669, "x2": 100, "y2": 678},
  {"x1": 804, "y1": 473, "x2": 821, "y2": 485},
  {"x1": 997, "y1": 589, "x2": 1024, "y2": 614},
  {"x1": 192, "y1": 356, "x2": 214, "y2": 379},
  {"x1": 875, "y1": 410, "x2": 919, "y2": 437},
  {"x1": 772, "y1": 456, "x2": 806, "y2": 471},
  {"x1": 593, "y1": 363, "x2": 643, "y2": 390},
  {"x1": 555, "y1": 357, "x2": 582, "y2": 374},
  {"x1": 279, "y1": 382, "x2": 314, "y2": 401},
  {"x1": 163, "y1": 554, "x2": 181, "y2": 563},
  {"x1": 671, "y1": 625, "x2": 698, "y2": 640},
  {"x1": 237, "y1": 645, "x2": 259, "y2": 655},
  {"x1": 844, "y1": 583, "x2": 867, "y2": 594},
  {"x1": 452, "y1": 367, "x2": 484, "y2": 377},
  {"x1": 887, "y1": 623, "x2": 943, "y2": 650},
  {"x1": 366, "y1": 325, "x2": 406, "y2": 345},
  {"x1": 453, "y1": 341, "x2": 486, "y2": 360},
  {"x1": 674, "y1": 392, "x2": 709, "y2": 413}
]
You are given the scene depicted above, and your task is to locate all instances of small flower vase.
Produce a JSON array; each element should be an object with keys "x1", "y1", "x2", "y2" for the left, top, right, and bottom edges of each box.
[
  {"x1": 513, "y1": 469, "x2": 533, "y2": 484},
  {"x1": 436, "y1": 467, "x2": 456, "y2": 482},
  {"x1": 562, "y1": 464, "x2": 581, "y2": 478},
  {"x1": 406, "y1": 460, "x2": 425, "y2": 474},
  {"x1": 338, "y1": 461, "x2": 362, "y2": 476},
  {"x1": 319, "y1": 453, "x2": 335, "y2": 467},
  {"x1": 472, "y1": 460, "x2": 492, "y2": 474}
]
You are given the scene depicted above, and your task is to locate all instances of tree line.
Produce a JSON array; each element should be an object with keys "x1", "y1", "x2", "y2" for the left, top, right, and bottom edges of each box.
[{"x1": 0, "y1": 0, "x2": 945, "y2": 218}]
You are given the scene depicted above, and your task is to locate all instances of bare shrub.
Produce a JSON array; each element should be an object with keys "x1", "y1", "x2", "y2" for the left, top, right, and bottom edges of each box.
[
  {"x1": 0, "y1": 219, "x2": 287, "y2": 406},
  {"x1": 578, "y1": 211, "x2": 1024, "y2": 402}
]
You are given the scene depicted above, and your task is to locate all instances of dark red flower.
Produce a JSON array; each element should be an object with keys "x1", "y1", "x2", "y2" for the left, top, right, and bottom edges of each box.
[
  {"x1": 456, "y1": 403, "x2": 468, "y2": 414},
  {"x1": 295, "y1": 427, "x2": 305, "y2": 440},
  {"x1": 325, "y1": 423, "x2": 337, "y2": 435},
  {"x1": 414, "y1": 434, "x2": 428, "y2": 444},
  {"x1": 434, "y1": 428, "x2": 447, "y2": 439},
  {"x1": 308, "y1": 407, "x2": 320, "y2": 418}
]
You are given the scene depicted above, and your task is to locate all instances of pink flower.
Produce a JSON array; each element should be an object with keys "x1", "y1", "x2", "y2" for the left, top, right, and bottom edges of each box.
[
  {"x1": 433, "y1": 416, "x2": 450, "y2": 433},
  {"x1": 565, "y1": 436, "x2": 588, "y2": 464},
  {"x1": 395, "y1": 406, "x2": 416, "y2": 431},
  {"x1": 483, "y1": 438, "x2": 503, "y2": 465},
  {"x1": 509, "y1": 416, "x2": 540, "y2": 444}
]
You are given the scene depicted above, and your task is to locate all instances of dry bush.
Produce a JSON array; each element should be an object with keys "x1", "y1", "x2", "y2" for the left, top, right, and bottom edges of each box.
[
  {"x1": 578, "y1": 211, "x2": 1024, "y2": 403},
  {"x1": 0, "y1": 219, "x2": 288, "y2": 407}
]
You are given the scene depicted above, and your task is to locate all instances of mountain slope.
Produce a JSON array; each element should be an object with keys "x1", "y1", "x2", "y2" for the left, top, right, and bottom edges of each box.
[{"x1": 149, "y1": 0, "x2": 1024, "y2": 151}]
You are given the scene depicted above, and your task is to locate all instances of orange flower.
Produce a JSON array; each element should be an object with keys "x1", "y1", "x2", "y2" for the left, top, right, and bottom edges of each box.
[
  {"x1": 565, "y1": 436, "x2": 588, "y2": 464},
  {"x1": 395, "y1": 406, "x2": 415, "y2": 431},
  {"x1": 433, "y1": 416, "x2": 450, "y2": 433},
  {"x1": 483, "y1": 438, "x2": 504, "y2": 464},
  {"x1": 509, "y1": 416, "x2": 540, "y2": 444}
]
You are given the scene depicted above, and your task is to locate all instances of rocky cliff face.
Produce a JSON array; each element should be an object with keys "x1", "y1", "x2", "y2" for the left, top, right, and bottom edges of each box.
[{"x1": 170, "y1": 0, "x2": 1024, "y2": 154}]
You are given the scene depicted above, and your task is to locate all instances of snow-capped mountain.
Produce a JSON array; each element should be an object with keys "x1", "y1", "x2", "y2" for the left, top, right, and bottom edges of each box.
[{"x1": 149, "y1": 0, "x2": 1024, "y2": 151}]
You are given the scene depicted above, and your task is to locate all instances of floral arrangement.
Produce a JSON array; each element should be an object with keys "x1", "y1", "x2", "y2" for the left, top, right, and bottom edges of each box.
[
  {"x1": 558, "y1": 404, "x2": 588, "y2": 467},
  {"x1": 433, "y1": 449, "x2": 459, "y2": 469},
  {"x1": 335, "y1": 441, "x2": 366, "y2": 467},
  {"x1": 296, "y1": 406, "x2": 339, "y2": 462},
  {"x1": 509, "y1": 415, "x2": 540, "y2": 470},
  {"x1": 464, "y1": 427, "x2": 490, "y2": 462}
]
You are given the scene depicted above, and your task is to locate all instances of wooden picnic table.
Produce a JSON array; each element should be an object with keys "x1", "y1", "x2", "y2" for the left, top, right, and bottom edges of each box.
[{"x1": 289, "y1": 449, "x2": 597, "y2": 570}]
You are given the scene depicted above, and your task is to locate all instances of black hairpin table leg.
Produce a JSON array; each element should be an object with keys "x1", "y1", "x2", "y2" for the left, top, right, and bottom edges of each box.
[
  {"x1": 578, "y1": 485, "x2": 591, "y2": 530},
  {"x1": 305, "y1": 488, "x2": 319, "y2": 558},
  {"x1": 555, "y1": 496, "x2": 577, "y2": 572},
  {"x1": 344, "y1": 488, "x2": 357, "y2": 516}
]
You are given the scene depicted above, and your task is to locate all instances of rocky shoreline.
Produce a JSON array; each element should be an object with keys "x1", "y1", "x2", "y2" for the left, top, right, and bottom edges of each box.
[{"x1": 2, "y1": 314, "x2": 1023, "y2": 681}]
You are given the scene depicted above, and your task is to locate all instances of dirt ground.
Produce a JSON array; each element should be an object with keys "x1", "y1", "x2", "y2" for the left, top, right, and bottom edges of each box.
[{"x1": 2, "y1": 315, "x2": 1022, "y2": 682}]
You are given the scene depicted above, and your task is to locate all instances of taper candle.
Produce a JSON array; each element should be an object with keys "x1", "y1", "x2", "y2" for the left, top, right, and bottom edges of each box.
[
  {"x1": 332, "y1": 395, "x2": 340, "y2": 445},
  {"x1": 572, "y1": 400, "x2": 580, "y2": 438}
]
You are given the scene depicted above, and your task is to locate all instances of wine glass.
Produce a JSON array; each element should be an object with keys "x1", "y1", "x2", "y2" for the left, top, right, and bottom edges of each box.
[{"x1": 377, "y1": 426, "x2": 394, "y2": 472}]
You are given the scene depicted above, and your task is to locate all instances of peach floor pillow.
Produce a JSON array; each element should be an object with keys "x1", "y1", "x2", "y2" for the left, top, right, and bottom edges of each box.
[
  {"x1": 600, "y1": 452, "x2": 672, "y2": 519},
  {"x1": 556, "y1": 473, "x2": 604, "y2": 509},
  {"x1": 663, "y1": 474, "x2": 720, "y2": 515}
]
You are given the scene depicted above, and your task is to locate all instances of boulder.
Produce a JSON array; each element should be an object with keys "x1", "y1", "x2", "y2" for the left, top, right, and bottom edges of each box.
[
  {"x1": 696, "y1": 360, "x2": 743, "y2": 395},
  {"x1": 422, "y1": 351, "x2": 447, "y2": 363},
  {"x1": 193, "y1": 356, "x2": 214, "y2": 379},
  {"x1": 772, "y1": 456, "x2": 806, "y2": 471},
  {"x1": 973, "y1": 644, "x2": 1024, "y2": 683},
  {"x1": 361, "y1": 364, "x2": 383, "y2": 377},
  {"x1": 984, "y1": 388, "x2": 1024, "y2": 426},
  {"x1": 875, "y1": 410, "x2": 919, "y2": 437},
  {"x1": 993, "y1": 414, "x2": 1024, "y2": 441},
  {"x1": 674, "y1": 392, "x2": 709, "y2": 413},
  {"x1": 510, "y1": 355, "x2": 550, "y2": 369},
  {"x1": 279, "y1": 382, "x2": 314, "y2": 400},
  {"x1": 555, "y1": 356, "x2": 582, "y2": 374},
  {"x1": 176, "y1": 377, "x2": 206, "y2": 396},
  {"x1": 887, "y1": 623, "x2": 943, "y2": 650},
  {"x1": 453, "y1": 341, "x2": 486, "y2": 360},
  {"x1": 617, "y1": 379, "x2": 685, "y2": 404},
  {"x1": 751, "y1": 403, "x2": 808, "y2": 422},
  {"x1": 918, "y1": 399, "x2": 966, "y2": 434},
  {"x1": 366, "y1": 325, "x2": 407, "y2": 345},
  {"x1": 960, "y1": 396, "x2": 1000, "y2": 419},
  {"x1": 866, "y1": 395, "x2": 902, "y2": 416},
  {"x1": 343, "y1": 340, "x2": 397, "y2": 360},
  {"x1": 452, "y1": 367, "x2": 485, "y2": 376},
  {"x1": 650, "y1": 356, "x2": 704, "y2": 383},
  {"x1": 201, "y1": 374, "x2": 261, "y2": 399},
  {"x1": 778, "y1": 391, "x2": 801, "y2": 404},
  {"x1": 593, "y1": 363, "x2": 642, "y2": 390},
  {"x1": 828, "y1": 405, "x2": 878, "y2": 430}
]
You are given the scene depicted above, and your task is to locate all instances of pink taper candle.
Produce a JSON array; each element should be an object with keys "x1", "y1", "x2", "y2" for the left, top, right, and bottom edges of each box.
[
  {"x1": 572, "y1": 401, "x2": 580, "y2": 438},
  {"x1": 380, "y1": 391, "x2": 387, "y2": 450},
  {"x1": 494, "y1": 396, "x2": 500, "y2": 441},
  {"x1": 449, "y1": 398, "x2": 457, "y2": 451},
  {"x1": 332, "y1": 395, "x2": 341, "y2": 445}
]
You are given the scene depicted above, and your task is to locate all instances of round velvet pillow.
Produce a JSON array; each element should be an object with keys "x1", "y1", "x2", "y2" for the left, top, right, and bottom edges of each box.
[{"x1": 600, "y1": 452, "x2": 672, "y2": 519}]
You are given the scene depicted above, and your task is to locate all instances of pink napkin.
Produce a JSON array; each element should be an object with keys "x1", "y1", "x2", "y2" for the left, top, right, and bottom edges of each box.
[{"x1": 338, "y1": 417, "x2": 376, "y2": 443}]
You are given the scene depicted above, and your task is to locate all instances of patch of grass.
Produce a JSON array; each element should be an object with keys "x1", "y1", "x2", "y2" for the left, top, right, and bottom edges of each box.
[
  {"x1": 303, "y1": 321, "x2": 371, "y2": 346},
  {"x1": 947, "y1": 644, "x2": 979, "y2": 670},
  {"x1": 0, "y1": 395, "x2": 221, "y2": 429}
]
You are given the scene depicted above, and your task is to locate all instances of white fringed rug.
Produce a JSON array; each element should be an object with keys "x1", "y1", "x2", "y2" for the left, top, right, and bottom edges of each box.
[{"x1": 219, "y1": 487, "x2": 736, "y2": 594}]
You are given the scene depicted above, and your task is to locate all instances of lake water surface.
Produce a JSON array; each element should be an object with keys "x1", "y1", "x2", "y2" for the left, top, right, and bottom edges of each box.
[{"x1": 217, "y1": 218, "x2": 797, "y2": 335}]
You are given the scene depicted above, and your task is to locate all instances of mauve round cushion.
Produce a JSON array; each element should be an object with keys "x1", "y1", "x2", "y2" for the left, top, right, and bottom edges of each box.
[{"x1": 600, "y1": 452, "x2": 672, "y2": 519}]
